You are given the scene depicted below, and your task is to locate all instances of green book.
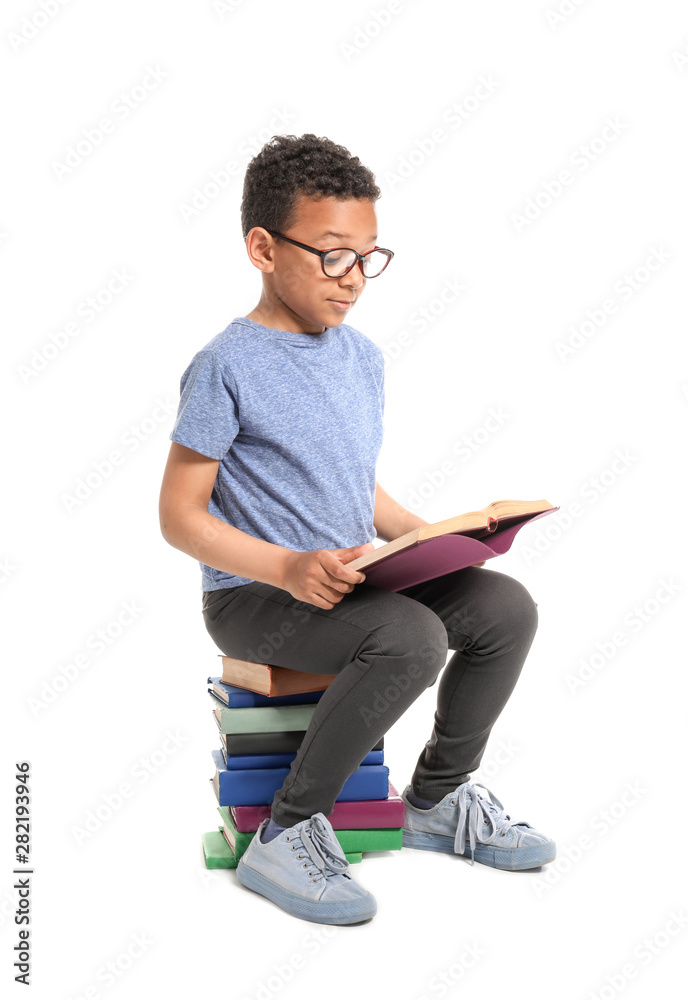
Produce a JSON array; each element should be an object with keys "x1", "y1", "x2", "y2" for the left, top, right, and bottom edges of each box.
[
  {"x1": 202, "y1": 830, "x2": 237, "y2": 869},
  {"x1": 217, "y1": 806, "x2": 402, "y2": 861},
  {"x1": 202, "y1": 828, "x2": 362, "y2": 868},
  {"x1": 211, "y1": 695, "x2": 317, "y2": 734}
]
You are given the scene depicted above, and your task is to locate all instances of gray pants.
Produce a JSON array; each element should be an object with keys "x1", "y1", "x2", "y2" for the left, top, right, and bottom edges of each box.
[{"x1": 202, "y1": 566, "x2": 538, "y2": 828}]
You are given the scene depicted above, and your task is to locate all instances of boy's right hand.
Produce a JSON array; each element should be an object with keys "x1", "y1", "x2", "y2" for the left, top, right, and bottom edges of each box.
[{"x1": 281, "y1": 543, "x2": 375, "y2": 610}]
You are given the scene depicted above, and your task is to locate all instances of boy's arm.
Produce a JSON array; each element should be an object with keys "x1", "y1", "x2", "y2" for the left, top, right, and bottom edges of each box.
[
  {"x1": 159, "y1": 443, "x2": 373, "y2": 605},
  {"x1": 159, "y1": 442, "x2": 294, "y2": 589},
  {"x1": 373, "y1": 481, "x2": 429, "y2": 542}
]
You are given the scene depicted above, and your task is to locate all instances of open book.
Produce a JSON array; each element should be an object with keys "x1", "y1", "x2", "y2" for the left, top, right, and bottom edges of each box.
[{"x1": 347, "y1": 499, "x2": 558, "y2": 592}]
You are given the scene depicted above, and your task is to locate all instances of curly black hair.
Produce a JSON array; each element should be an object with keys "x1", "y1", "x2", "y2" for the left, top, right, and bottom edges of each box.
[{"x1": 240, "y1": 133, "x2": 381, "y2": 238}]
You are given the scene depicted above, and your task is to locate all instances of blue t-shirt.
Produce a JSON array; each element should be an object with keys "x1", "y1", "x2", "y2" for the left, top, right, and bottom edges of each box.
[{"x1": 169, "y1": 316, "x2": 385, "y2": 590}]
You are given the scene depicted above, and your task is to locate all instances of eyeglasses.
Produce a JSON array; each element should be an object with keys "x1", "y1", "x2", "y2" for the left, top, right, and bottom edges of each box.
[{"x1": 263, "y1": 229, "x2": 394, "y2": 278}]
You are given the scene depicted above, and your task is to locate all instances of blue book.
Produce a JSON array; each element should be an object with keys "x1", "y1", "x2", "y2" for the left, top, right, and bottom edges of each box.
[
  {"x1": 222, "y1": 749, "x2": 384, "y2": 769},
  {"x1": 207, "y1": 676, "x2": 325, "y2": 708},
  {"x1": 211, "y1": 749, "x2": 390, "y2": 807}
]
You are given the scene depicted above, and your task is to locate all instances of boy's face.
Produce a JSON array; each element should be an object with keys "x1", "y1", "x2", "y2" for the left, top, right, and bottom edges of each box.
[{"x1": 249, "y1": 194, "x2": 380, "y2": 334}]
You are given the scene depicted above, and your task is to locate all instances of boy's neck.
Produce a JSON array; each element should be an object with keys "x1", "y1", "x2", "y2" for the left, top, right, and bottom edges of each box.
[{"x1": 245, "y1": 305, "x2": 326, "y2": 336}]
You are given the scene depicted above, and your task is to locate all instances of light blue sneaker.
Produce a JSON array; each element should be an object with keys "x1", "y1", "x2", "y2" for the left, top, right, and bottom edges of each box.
[
  {"x1": 236, "y1": 812, "x2": 377, "y2": 924},
  {"x1": 401, "y1": 781, "x2": 556, "y2": 871}
]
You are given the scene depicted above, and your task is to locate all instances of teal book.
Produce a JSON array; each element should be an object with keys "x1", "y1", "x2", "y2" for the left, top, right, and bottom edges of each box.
[{"x1": 211, "y1": 695, "x2": 316, "y2": 734}]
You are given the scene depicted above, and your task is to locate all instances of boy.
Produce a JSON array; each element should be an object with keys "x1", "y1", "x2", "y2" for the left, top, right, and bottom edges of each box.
[{"x1": 159, "y1": 133, "x2": 555, "y2": 926}]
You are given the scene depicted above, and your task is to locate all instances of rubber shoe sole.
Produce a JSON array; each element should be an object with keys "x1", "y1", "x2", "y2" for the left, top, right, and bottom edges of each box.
[
  {"x1": 236, "y1": 859, "x2": 377, "y2": 924},
  {"x1": 402, "y1": 828, "x2": 556, "y2": 870}
]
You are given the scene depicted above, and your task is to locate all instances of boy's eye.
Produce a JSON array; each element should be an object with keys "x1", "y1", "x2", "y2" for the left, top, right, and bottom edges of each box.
[{"x1": 324, "y1": 252, "x2": 343, "y2": 266}]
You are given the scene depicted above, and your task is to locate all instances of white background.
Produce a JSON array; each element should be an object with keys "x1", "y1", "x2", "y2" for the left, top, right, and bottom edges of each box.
[{"x1": 3, "y1": 1, "x2": 688, "y2": 998}]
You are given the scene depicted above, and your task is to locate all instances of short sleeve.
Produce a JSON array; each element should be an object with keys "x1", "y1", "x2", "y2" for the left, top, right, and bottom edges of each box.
[
  {"x1": 169, "y1": 350, "x2": 240, "y2": 460},
  {"x1": 375, "y1": 345, "x2": 385, "y2": 415},
  {"x1": 380, "y1": 359, "x2": 385, "y2": 416}
]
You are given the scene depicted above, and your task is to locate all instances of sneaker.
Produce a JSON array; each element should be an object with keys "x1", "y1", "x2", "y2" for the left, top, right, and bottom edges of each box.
[
  {"x1": 236, "y1": 811, "x2": 377, "y2": 924},
  {"x1": 401, "y1": 781, "x2": 556, "y2": 871}
]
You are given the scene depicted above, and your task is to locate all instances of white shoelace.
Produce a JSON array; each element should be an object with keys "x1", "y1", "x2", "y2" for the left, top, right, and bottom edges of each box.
[
  {"x1": 453, "y1": 783, "x2": 530, "y2": 864},
  {"x1": 287, "y1": 814, "x2": 350, "y2": 883}
]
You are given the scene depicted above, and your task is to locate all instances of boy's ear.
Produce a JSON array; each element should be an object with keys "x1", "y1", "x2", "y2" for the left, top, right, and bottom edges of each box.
[{"x1": 244, "y1": 227, "x2": 276, "y2": 272}]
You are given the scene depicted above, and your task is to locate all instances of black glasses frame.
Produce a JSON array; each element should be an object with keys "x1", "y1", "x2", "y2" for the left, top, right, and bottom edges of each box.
[{"x1": 262, "y1": 229, "x2": 394, "y2": 278}]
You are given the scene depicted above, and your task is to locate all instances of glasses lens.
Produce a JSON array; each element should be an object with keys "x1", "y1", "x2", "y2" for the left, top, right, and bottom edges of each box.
[
  {"x1": 322, "y1": 249, "x2": 357, "y2": 277},
  {"x1": 361, "y1": 250, "x2": 392, "y2": 277}
]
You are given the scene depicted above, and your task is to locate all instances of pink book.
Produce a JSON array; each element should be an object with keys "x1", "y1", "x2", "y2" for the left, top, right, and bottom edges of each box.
[
  {"x1": 230, "y1": 779, "x2": 404, "y2": 832},
  {"x1": 349, "y1": 501, "x2": 559, "y2": 592}
]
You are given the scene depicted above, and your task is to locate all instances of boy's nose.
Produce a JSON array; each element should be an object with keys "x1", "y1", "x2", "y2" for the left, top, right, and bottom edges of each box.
[{"x1": 339, "y1": 265, "x2": 365, "y2": 291}]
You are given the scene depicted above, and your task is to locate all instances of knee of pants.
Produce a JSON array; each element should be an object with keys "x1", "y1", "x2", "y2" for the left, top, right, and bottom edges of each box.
[
  {"x1": 370, "y1": 601, "x2": 449, "y2": 689},
  {"x1": 446, "y1": 572, "x2": 538, "y2": 657},
  {"x1": 486, "y1": 573, "x2": 539, "y2": 646}
]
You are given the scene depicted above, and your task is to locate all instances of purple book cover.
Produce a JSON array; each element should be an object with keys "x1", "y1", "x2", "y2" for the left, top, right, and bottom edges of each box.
[
  {"x1": 362, "y1": 508, "x2": 559, "y2": 592},
  {"x1": 230, "y1": 779, "x2": 405, "y2": 832}
]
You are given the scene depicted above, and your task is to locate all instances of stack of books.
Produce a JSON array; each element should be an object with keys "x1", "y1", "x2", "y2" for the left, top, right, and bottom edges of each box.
[{"x1": 201, "y1": 654, "x2": 405, "y2": 869}]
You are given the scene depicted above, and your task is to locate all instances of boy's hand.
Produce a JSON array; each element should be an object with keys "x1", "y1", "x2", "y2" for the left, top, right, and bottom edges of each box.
[{"x1": 282, "y1": 543, "x2": 374, "y2": 610}]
